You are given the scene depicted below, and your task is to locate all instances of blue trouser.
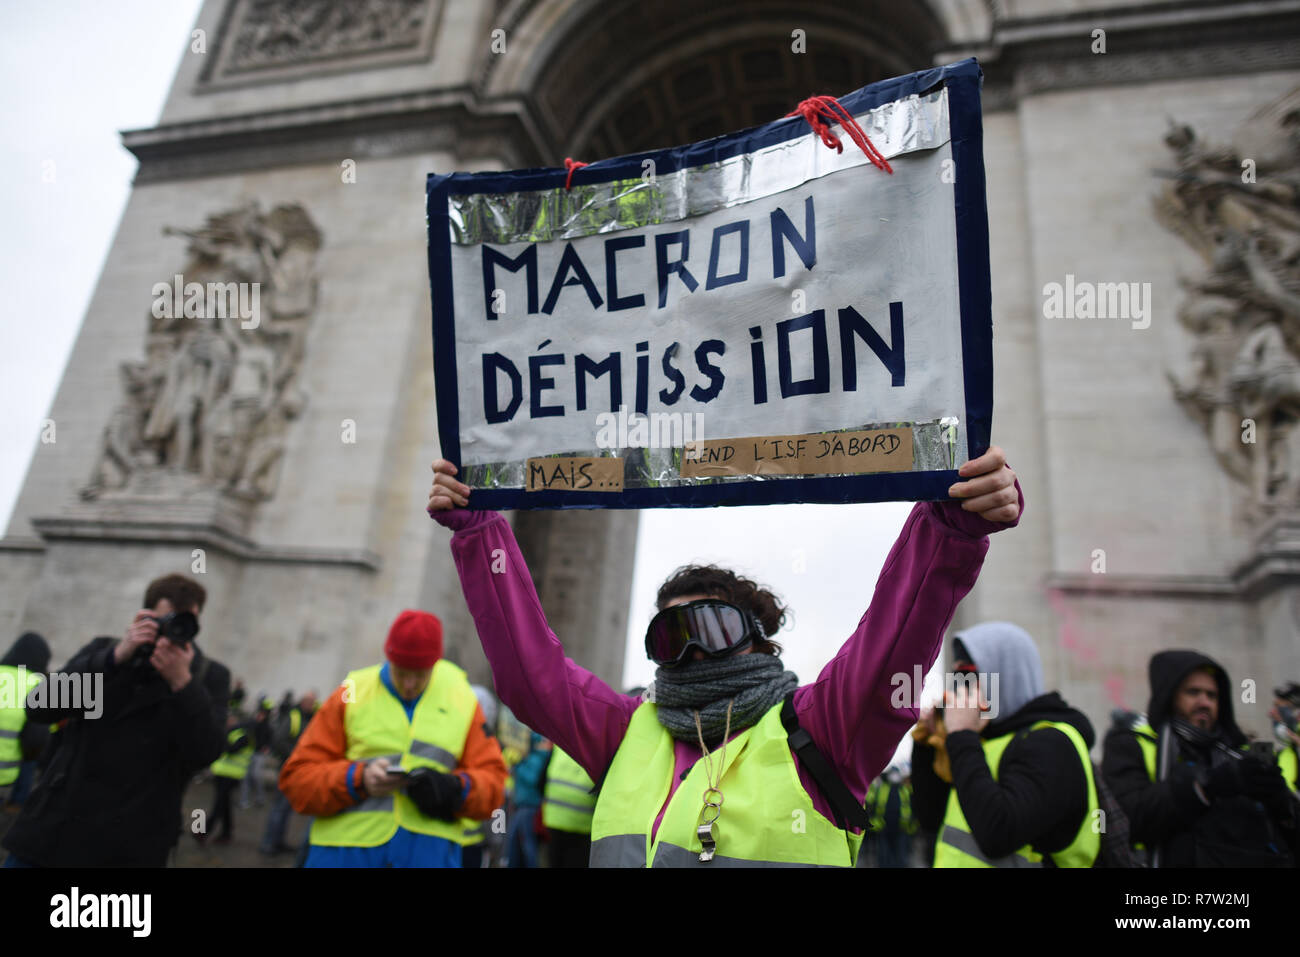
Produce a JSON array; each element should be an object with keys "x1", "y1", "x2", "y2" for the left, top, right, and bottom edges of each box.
[
  {"x1": 303, "y1": 826, "x2": 463, "y2": 867},
  {"x1": 877, "y1": 828, "x2": 913, "y2": 868},
  {"x1": 240, "y1": 752, "x2": 266, "y2": 806},
  {"x1": 506, "y1": 803, "x2": 540, "y2": 868},
  {"x1": 260, "y1": 790, "x2": 295, "y2": 851}
]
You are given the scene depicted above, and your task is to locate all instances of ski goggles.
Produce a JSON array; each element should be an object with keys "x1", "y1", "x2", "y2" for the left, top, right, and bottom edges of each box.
[{"x1": 644, "y1": 599, "x2": 763, "y2": 667}]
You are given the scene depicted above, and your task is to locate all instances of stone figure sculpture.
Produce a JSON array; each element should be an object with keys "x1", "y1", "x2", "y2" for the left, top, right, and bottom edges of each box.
[
  {"x1": 81, "y1": 202, "x2": 322, "y2": 503},
  {"x1": 1160, "y1": 87, "x2": 1300, "y2": 508}
]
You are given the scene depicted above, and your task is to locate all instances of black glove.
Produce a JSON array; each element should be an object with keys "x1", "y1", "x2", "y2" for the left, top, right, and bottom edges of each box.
[
  {"x1": 1239, "y1": 756, "x2": 1288, "y2": 800},
  {"x1": 1204, "y1": 760, "x2": 1246, "y2": 800},
  {"x1": 1206, "y1": 757, "x2": 1283, "y2": 801},
  {"x1": 405, "y1": 767, "x2": 464, "y2": 820}
]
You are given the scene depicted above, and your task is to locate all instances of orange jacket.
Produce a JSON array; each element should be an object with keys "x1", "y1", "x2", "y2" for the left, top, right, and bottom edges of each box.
[{"x1": 279, "y1": 673, "x2": 506, "y2": 820}]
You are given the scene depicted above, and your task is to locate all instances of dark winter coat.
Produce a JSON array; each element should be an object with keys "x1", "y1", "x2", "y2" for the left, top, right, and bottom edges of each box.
[
  {"x1": 913, "y1": 692, "x2": 1096, "y2": 863},
  {"x1": 1, "y1": 636, "x2": 229, "y2": 867},
  {"x1": 1101, "y1": 649, "x2": 1297, "y2": 867}
]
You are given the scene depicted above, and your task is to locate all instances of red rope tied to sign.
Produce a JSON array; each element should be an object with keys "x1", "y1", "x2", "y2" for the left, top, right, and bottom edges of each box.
[
  {"x1": 563, "y1": 157, "x2": 588, "y2": 190},
  {"x1": 786, "y1": 95, "x2": 892, "y2": 174}
]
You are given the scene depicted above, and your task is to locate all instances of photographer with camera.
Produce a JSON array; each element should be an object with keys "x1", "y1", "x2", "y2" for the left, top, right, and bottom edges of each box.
[
  {"x1": 1102, "y1": 650, "x2": 1299, "y2": 867},
  {"x1": 910, "y1": 622, "x2": 1101, "y2": 868},
  {"x1": 1, "y1": 574, "x2": 229, "y2": 867}
]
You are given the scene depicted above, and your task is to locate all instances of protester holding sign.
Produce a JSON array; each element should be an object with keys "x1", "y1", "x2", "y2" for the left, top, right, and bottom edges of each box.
[{"x1": 427, "y1": 447, "x2": 1021, "y2": 866}]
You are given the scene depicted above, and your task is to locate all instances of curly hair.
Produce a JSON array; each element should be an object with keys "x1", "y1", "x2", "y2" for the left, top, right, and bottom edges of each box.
[{"x1": 655, "y1": 564, "x2": 787, "y2": 656}]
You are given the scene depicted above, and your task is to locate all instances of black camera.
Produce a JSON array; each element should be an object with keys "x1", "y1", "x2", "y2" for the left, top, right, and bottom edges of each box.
[{"x1": 147, "y1": 611, "x2": 200, "y2": 645}]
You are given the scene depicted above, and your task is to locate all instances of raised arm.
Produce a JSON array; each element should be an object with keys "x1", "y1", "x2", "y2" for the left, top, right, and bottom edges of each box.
[
  {"x1": 428, "y1": 461, "x2": 640, "y2": 782},
  {"x1": 792, "y1": 447, "x2": 1023, "y2": 801}
]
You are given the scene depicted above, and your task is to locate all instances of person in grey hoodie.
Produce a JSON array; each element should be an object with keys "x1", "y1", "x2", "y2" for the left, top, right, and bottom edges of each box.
[{"x1": 911, "y1": 622, "x2": 1099, "y2": 867}]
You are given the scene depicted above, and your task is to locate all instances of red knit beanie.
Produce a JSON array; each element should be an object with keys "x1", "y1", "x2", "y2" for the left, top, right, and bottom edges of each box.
[{"x1": 384, "y1": 610, "x2": 443, "y2": 669}]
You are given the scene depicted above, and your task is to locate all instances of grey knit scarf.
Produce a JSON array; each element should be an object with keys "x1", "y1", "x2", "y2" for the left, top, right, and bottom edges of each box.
[{"x1": 650, "y1": 653, "x2": 799, "y2": 748}]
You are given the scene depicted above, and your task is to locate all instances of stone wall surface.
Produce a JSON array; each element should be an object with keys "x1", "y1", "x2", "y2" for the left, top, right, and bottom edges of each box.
[{"x1": 968, "y1": 69, "x2": 1300, "y2": 735}]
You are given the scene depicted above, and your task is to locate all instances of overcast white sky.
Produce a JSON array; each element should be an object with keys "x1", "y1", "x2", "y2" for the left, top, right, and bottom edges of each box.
[
  {"x1": 0, "y1": 0, "x2": 204, "y2": 528},
  {"x1": 1, "y1": 1, "x2": 931, "y2": 767}
]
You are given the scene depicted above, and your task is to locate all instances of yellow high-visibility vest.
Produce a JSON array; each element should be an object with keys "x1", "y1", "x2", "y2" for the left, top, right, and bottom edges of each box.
[
  {"x1": 309, "y1": 661, "x2": 483, "y2": 848},
  {"x1": 542, "y1": 747, "x2": 596, "y2": 835},
  {"x1": 1132, "y1": 721, "x2": 1158, "y2": 780},
  {"x1": 211, "y1": 727, "x2": 254, "y2": 780},
  {"x1": 934, "y1": 721, "x2": 1099, "y2": 868},
  {"x1": 591, "y1": 702, "x2": 863, "y2": 867},
  {"x1": 1280, "y1": 744, "x2": 1298, "y2": 793},
  {"x1": 0, "y1": 665, "x2": 43, "y2": 786},
  {"x1": 867, "y1": 779, "x2": 916, "y2": 835}
]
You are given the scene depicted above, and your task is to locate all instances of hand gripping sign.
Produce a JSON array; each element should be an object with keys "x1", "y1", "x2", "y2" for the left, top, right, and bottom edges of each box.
[{"x1": 425, "y1": 58, "x2": 992, "y2": 509}]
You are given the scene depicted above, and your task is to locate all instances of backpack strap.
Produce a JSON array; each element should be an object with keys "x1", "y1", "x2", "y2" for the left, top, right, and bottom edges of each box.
[
  {"x1": 780, "y1": 693, "x2": 872, "y2": 831},
  {"x1": 190, "y1": 649, "x2": 211, "y2": 690}
]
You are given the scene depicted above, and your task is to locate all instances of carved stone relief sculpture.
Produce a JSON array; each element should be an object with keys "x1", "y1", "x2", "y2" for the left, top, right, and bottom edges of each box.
[
  {"x1": 82, "y1": 202, "x2": 322, "y2": 504},
  {"x1": 199, "y1": 0, "x2": 440, "y2": 90},
  {"x1": 227, "y1": 0, "x2": 430, "y2": 70},
  {"x1": 1159, "y1": 88, "x2": 1300, "y2": 509}
]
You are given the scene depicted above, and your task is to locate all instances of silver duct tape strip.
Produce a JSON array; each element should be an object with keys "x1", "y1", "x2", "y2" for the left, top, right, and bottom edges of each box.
[
  {"x1": 462, "y1": 417, "x2": 961, "y2": 492},
  {"x1": 447, "y1": 89, "x2": 950, "y2": 247}
]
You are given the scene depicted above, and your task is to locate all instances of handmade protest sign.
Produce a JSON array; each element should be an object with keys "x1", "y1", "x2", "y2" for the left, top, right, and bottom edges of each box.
[{"x1": 426, "y1": 58, "x2": 992, "y2": 509}]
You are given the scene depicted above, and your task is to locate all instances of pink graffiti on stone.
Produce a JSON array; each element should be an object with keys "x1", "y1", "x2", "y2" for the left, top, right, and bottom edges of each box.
[{"x1": 1047, "y1": 586, "x2": 1128, "y2": 708}]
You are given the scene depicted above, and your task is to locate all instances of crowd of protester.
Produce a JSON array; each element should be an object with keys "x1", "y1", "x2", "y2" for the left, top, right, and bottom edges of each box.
[{"x1": 0, "y1": 444, "x2": 1296, "y2": 867}]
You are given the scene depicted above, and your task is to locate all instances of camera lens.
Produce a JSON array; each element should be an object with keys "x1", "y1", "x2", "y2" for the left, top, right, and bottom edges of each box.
[{"x1": 160, "y1": 611, "x2": 199, "y2": 644}]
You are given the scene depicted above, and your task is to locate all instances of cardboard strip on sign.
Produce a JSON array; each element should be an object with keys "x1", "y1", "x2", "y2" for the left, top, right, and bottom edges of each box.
[
  {"x1": 525, "y1": 457, "x2": 624, "y2": 492},
  {"x1": 681, "y1": 428, "x2": 912, "y2": 478}
]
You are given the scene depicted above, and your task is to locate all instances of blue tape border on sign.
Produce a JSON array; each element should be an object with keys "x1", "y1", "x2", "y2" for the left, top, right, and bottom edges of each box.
[{"x1": 425, "y1": 58, "x2": 991, "y2": 510}]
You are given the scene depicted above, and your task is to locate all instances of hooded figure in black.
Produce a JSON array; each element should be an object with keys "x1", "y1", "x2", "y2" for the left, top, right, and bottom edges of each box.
[
  {"x1": 1102, "y1": 649, "x2": 1298, "y2": 867},
  {"x1": 1, "y1": 632, "x2": 53, "y2": 782},
  {"x1": 911, "y1": 622, "x2": 1098, "y2": 867}
]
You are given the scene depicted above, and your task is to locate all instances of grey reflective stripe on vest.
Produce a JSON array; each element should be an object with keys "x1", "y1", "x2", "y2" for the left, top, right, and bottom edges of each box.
[
  {"x1": 548, "y1": 778, "x2": 592, "y2": 795},
  {"x1": 652, "y1": 843, "x2": 843, "y2": 868},
  {"x1": 543, "y1": 797, "x2": 595, "y2": 815},
  {"x1": 0, "y1": 729, "x2": 18, "y2": 739},
  {"x1": 939, "y1": 824, "x2": 1043, "y2": 868},
  {"x1": 590, "y1": 833, "x2": 647, "y2": 867},
  {"x1": 591, "y1": 835, "x2": 842, "y2": 868},
  {"x1": 342, "y1": 795, "x2": 395, "y2": 814},
  {"x1": 409, "y1": 739, "x2": 457, "y2": 767},
  {"x1": 0, "y1": 759, "x2": 21, "y2": 770}
]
